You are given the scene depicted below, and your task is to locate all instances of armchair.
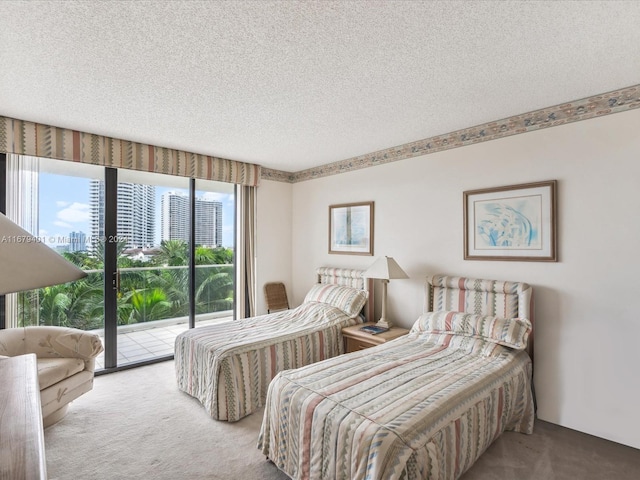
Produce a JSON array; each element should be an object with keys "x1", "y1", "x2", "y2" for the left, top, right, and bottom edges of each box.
[{"x1": 0, "y1": 326, "x2": 104, "y2": 427}]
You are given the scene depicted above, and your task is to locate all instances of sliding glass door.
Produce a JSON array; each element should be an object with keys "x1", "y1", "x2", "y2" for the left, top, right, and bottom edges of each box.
[
  {"x1": 111, "y1": 169, "x2": 191, "y2": 366},
  {"x1": 4, "y1": 155, "x2": 236, "y2": 372}
]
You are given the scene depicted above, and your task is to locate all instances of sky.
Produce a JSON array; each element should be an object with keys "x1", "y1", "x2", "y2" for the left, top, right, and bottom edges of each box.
[{"x1": 37, "y1": 173, "x2": 236, "y2": 250}]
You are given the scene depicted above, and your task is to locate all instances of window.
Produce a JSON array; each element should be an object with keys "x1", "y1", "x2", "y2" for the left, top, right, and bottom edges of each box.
[{"x1": 4, "y1": 155, "x2": 237, "y2": 371}]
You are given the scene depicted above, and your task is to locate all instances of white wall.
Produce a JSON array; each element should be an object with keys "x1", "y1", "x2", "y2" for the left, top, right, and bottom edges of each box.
[
  {"x1": 284, "y1": 108, "x2": 640, "y2": 449},
  {"x1": 254, "y1": 179, "x2": 293, "y2": 315}
]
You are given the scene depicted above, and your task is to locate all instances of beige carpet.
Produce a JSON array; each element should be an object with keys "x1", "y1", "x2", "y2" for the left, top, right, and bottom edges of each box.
[
  {"x1": 44, "y1": 360, "x2": 287, "y2": 480},
  {"x1": 44, "y1": 360, "x2": 640, "y2": 480}
]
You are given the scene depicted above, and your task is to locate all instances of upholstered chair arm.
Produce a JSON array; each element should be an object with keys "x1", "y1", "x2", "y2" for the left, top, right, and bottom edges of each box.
[
  {"x1": 0, "y1": 328, "x2": 29, "y2": 357},
  {"x1": 30, "y1": 326, "x2": 103, "y2": 372},
  {"x1": 0, "y1": 326, "x2": 103, "y2": 371}
]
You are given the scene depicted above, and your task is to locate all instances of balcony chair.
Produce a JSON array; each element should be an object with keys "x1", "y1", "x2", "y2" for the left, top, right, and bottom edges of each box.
[
  {"x1": 0, "y1": 326, "x2": 104, "y2": 427},
  {"x1": 263, "y1": 282, "x2": 290, "y2": 313}
]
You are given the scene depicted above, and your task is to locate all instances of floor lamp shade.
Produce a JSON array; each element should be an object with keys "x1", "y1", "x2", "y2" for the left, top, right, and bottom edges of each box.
[
  {"x1": 362, "y1": 256, "x2": 408, "y2": 329},
  {"x1": 0, "y1": 213, "x2": 88, "y2": 295}
]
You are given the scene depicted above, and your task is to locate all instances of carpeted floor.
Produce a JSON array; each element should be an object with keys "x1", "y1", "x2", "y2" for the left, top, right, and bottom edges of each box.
[
  {"x1": 44, "y1": 360, "x2": 286, "y2": 480},
  {"x1": 44, "y1": 360, "x2": 640, "y2": 480}
]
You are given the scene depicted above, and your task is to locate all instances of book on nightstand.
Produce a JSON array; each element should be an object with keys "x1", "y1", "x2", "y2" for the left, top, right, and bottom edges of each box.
[{"x1": 360, "y1": 325, "x2": 389, "y2": 335}]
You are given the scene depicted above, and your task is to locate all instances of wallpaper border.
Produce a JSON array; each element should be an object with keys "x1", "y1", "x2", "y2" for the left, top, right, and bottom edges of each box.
[{"x1": 261, "y1": 84, "x2": 640, "y2": 184}]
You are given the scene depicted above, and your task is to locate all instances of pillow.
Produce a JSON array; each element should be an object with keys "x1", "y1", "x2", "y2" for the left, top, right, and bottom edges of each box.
[
  {"x1": 304, "y1": 284, "x2": 368, "y2": 318},
  {"x1": 411, "y1": 311, "x2": 532, "y2": 350}
]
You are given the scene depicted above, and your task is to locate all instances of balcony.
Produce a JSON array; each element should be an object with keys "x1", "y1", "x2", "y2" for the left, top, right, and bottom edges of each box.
[
  {"x1": 93, "y1": 313, "x2": 233, "y2": 370},
  {"x1": 15, "y1": 263, "x2": 235, "y2": 370}
]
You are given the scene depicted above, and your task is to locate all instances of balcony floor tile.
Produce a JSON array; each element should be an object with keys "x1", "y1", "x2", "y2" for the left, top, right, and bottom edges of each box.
[{"x1": 94, "y1": 317, "x2": 231, "y2": 370}]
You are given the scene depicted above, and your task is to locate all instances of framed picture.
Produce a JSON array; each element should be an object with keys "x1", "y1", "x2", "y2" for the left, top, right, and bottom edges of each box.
[
  {"x1": 329, "y1": 201, "x2": 374, "y2": 255},
  {"x1": 464, "y1": 180, "x2": 557, "y2": 261}
]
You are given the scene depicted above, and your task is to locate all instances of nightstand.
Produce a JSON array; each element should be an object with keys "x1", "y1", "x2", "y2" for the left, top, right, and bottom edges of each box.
[{"x1": 342, "y1": 322, "x2": 409, "y2": 353}]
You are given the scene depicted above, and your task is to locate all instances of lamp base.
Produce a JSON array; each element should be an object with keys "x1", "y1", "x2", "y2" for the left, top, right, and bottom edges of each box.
[{"x1": 375, "y1": 318, "x2": 393, "y2": 329}]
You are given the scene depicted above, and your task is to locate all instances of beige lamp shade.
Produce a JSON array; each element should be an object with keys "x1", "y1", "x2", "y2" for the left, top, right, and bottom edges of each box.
[
  {"x1": 362, "y1": 256, "x2": 408, "y2": 329},
  {"x1": 362, "y1": 256, "x2": 409, "y2": 280},
  {"x1": 0, "y1": 213, "x2": 87, "y2": 295}
]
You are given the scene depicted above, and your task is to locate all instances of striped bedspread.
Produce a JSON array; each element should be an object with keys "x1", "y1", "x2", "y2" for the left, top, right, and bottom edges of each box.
[
  {"x1": 258, "y1": 332, "x2": 534, "y2": 480},
  {"x1": 174, "y1": 302, "x2": 362, "y2": 422}
]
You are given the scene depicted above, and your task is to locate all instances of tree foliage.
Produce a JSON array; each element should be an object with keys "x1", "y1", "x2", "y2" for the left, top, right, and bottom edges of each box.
[{"x1": 18, "y1": 242, "x2": 234, "y2": 330}]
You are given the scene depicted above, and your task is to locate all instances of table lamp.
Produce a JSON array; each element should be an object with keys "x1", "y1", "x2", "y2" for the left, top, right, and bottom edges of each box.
[{"x1": 362, "y1": 256, "x2": 408, "y2": 329}]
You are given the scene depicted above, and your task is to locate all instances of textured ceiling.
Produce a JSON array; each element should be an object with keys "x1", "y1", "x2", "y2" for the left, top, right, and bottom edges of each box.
[{"x1": 1, "y1": 1, "x2": 639, "y2": 173}]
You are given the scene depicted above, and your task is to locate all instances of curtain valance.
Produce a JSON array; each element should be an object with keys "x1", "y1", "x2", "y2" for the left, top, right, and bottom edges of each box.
[{"x1": 0, "y1": 116, "x2": 260, "y2": 186}]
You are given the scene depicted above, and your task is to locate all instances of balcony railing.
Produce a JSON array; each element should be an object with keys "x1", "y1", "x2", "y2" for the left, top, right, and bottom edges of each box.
[
  {"x1": 15, "y1": 263, "x2": 235, "y2": 369},
  {"x1": 16, "y1": 263, "x2": 234, "y2": 331}
]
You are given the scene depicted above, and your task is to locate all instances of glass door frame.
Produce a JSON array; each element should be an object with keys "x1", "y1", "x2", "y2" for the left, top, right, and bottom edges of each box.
[
  {"x1": 0, "y1": 153, "x2": 6, "y2": 329},
  {"x1": 0, "y1": 158, "x2": 236, "y2": 373},
  {"x1": 102, "y1": 171, "x2": 199, "y2": 372},
  {"x1": 97, "y1": 172, "x2": 205, "y2": 374},
  {"x1": 188, "y1": 178, "x2": 196, "y2": 329},
  {"x1": 102, "y1": 167, "x2": 118, "y2": 369}
]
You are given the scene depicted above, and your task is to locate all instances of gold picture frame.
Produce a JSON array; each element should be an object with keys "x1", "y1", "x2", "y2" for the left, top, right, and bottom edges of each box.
[
  {"x1": 329, "y1": 202, "x2": 374, "y2": 255},
  {"x1": 464, "y1": 180, "x2": 557, "y2": 261}
]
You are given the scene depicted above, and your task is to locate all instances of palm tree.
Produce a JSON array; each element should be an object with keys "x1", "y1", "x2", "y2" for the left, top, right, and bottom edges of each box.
[
  {"x1": 62, "y1": 251, "x2": 99, "y2": 270},
  {"x1": 195, "y1": 245, "x2": 215, "y2": 264},
  {"x1": 129, "y1": 288, "x2": 172, "y2": 322},
  {"x1": 35, "y1": 275, "x2": 104, "y2": 329},
  {"x1": 195, "y1": 265, "x2": 234, "y2": 313},
  {"x1": 36, "y1": 285, "x2": 72, "y2": 326},
  {"x1": 143, "y1": 265, "x2": 190, "y2": 318},
  {"x1": 155, "y1": 240, "x2": 188, "y2": 266},
  {"x1": 64, "y1": 276, "x2": 104, "y2": 329},
  {"x1": 210, "y1": 247, "x2": 233, "y2": 265},
  {"x1": 19, "y1": 240, "x2": 235, "y2": 329},
  {"x1": 90, "y1": 239, "x2": 128, "y2": 267}
]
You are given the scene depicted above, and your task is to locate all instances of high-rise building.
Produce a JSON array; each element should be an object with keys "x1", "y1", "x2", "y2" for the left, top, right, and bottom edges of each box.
[
  {"x1": 195, "y1": 196, "x2": 223, "y2": 247},
  {"x1": 161, "y1": 191, "x2": 189, "y2": 243},
  {"x1": 89, "y1": 181, "x2": 156, "y2": 251},
  {"x1": 161, "y1": 191, "x2": 222, "y2": 247},
  {"x1": 69, "y1": 231, "x2": 87, "y2": 252}
]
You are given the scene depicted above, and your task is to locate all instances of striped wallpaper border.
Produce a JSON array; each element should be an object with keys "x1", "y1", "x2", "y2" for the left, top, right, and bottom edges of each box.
[{"x1": 262, "y1": 84, "x2": 640, "y2": 184}]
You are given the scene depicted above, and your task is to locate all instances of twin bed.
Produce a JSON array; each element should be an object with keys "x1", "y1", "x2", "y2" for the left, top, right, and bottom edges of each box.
[
  {"x1": 174, "y1": 267, "x2": 372, "y2": 422},
  {"x1": 175, "y1": 269, "x2": 535, "y2": 480},
  {"x1": 258, "y1": 274, "x2": 535, "y2": 480}
]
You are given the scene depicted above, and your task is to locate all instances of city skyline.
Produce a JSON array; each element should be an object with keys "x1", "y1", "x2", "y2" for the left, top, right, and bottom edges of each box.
[{"x1": 38, "y1": 173, "x2": 235, "y2": 250}]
